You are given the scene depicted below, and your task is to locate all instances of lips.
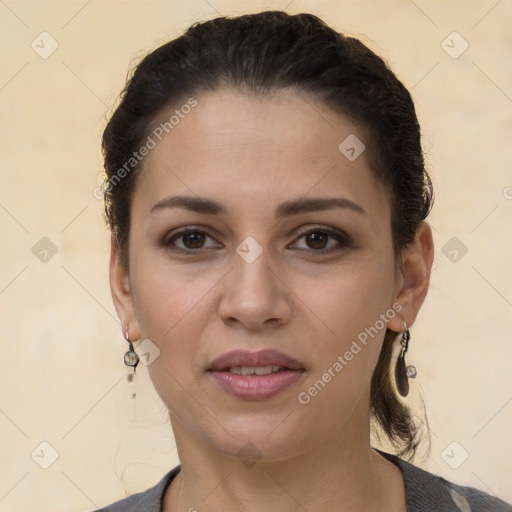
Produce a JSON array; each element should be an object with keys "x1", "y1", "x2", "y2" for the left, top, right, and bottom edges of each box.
[
  {"x1": 208, "y1": 349, "x2": 305, "y2": 372},
  {"x1": 207, "y1": 349, "x2": 305, "y2": 400}
]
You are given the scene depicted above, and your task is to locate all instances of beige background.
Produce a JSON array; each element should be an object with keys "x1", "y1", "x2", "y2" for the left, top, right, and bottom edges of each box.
[{"x1": 0, "y1": 0, "x2": 511, "y2": 510}]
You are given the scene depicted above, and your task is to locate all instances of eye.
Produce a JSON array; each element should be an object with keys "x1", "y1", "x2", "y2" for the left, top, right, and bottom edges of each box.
[
  {"x1": 291, "y1": 227, "x2": 350, "y2": 253},
  {"x1": 162, "y1": 228, "x2": 221, "y2": 251},
  {"x1": 160, "y1": 226, "x2": 351, "y2": 254}
]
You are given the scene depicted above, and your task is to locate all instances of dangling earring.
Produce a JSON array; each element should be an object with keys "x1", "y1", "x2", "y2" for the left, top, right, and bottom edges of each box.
[
  {"x1": 123, "y1": 326, "x2": 139, "y2": 373},
  {"x1": 394, "y1": 321, "x2": 416, "y2": 397}
]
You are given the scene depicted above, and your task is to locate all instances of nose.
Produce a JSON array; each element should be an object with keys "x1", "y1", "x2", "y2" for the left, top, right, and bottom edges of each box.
[{"x1": 218, "y1": 247, "x2": 293, "y2": 331}]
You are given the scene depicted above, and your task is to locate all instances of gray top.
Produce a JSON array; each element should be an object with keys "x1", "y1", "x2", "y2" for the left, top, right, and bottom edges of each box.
[{"x1": 97, "y1": 452, "x2": 512, "y2": 511}]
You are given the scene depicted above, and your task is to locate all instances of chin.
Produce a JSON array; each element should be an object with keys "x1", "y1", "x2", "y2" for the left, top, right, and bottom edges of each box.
[{"x1": 196, "y1": 413, "x2": 314, "y2": 464}]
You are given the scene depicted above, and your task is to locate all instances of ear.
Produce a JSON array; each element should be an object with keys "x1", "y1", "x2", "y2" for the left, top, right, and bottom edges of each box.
[
  {"x1": 109, "y1": 233, "x2": 141, "y2": 340},
  {"x1": 387, "y1": 221, "x2": 434, "y2": 334}
]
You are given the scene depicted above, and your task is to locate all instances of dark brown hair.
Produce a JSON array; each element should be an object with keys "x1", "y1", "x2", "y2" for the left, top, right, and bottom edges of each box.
[{"x1": 102, "y1": 11, "x2": 433, "y2": 459}]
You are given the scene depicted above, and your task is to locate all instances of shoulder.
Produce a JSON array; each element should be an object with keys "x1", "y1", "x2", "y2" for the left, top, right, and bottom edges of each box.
[
  {"x1": 96, "y1": 465, "x2": 180, "y2": 512},
  {"x1": 384, "y1": 452, "x2": 512, "y2": 511}
]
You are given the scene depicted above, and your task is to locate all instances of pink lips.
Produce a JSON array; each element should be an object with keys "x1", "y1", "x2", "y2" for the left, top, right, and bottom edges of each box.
[{"x1": 207, "y1": 349, "x2": 305, "y2": 400}]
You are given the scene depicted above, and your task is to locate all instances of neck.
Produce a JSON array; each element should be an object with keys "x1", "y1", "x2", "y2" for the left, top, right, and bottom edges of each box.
[{"x1": 163, "y1": 414, "x2": 405, "y2": 512}]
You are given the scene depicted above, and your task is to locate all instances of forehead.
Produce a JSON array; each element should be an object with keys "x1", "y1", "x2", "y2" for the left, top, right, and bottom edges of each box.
[{"x1": 132, "y1": 89, "x2": 389, "y2": 221}]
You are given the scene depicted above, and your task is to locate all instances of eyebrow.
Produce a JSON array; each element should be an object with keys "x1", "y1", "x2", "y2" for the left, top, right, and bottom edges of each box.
[{"x1": 149, "y1": 195, "x2": 367, "y2": 217}]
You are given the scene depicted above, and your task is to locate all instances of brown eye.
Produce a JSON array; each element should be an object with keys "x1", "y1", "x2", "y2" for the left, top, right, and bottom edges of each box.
[
  {"x1": 162, "y1": 228, "x2": 221, "y2": 252},
  {"x1": 304, "y1": 232, "x2": 329, "y2": 249},
  {"x1": 182, "y1": 232, "x2": 206, "y2": 249},
  {"x1": 291, "y1": 227, "x2": 350, "y2": 253}
]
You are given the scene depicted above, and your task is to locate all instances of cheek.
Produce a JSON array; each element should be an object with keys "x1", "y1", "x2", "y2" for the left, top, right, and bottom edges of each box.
[
  {"x1": 129, "y1": 235, "x2": 204, "y2": 324},
  {"x1": 129, "y1": 262, "x2": 214, "y2": 420},
  {"x1": 128, "y1": 248, "x2": 223, "y2": 382},
  {"x1": 297, "y1": 252, "x2": 397, "y2": 393},
  {"x1": 308, "y1": 252, "x2": 396, "y2": 341},
  {"x1": 131, "y1": 264, "x2": 209, "y2": 349}
]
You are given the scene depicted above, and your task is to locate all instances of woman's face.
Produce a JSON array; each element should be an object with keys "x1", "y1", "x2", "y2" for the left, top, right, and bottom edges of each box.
[{"x1": 111, "y1": 89, "x2": 425, "y2": 461}]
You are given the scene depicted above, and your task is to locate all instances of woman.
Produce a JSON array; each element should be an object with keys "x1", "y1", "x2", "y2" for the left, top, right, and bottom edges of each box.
[{"x1": 98, "y1": 11, "x2": 511, "y2": 512}]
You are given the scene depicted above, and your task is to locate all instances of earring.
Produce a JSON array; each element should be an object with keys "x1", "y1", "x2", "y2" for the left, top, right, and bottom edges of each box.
[
  {"x1": 123, "y1": 326, "x2": 139, "y2": 373},
  {"x1": 394, "y1": 322, "x2": 415, "y2": 397}
]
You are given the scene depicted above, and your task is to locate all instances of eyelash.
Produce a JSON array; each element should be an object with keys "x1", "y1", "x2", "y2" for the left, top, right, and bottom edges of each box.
[{"x1": 160, "y1": 225, "x2": 352, "y2": 255}]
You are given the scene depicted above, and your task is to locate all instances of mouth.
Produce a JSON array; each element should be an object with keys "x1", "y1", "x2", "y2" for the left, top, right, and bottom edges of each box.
[
  {"x1": 228, "y1": 365, "x2": 288, "y2": 376},
  {"x1": 207, "y1": 349, "x2": 306, "y2": 400},
  {"x1": 208, "y1": 348, "x2": 305, "y2": 372}
]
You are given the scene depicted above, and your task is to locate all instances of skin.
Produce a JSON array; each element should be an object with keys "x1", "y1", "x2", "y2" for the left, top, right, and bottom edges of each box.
[{"x1": 110, "y1": 89, "x2": 434, "y2": 512}]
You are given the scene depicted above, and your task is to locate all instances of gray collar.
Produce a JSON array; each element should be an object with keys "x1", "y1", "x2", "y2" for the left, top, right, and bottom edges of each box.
[
  {"x1": 149, "y1": 454, "x2": 463, "y2": 512},
  {"x1": 379, "y1": 451, "x2": 464, "y2": 511}
]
